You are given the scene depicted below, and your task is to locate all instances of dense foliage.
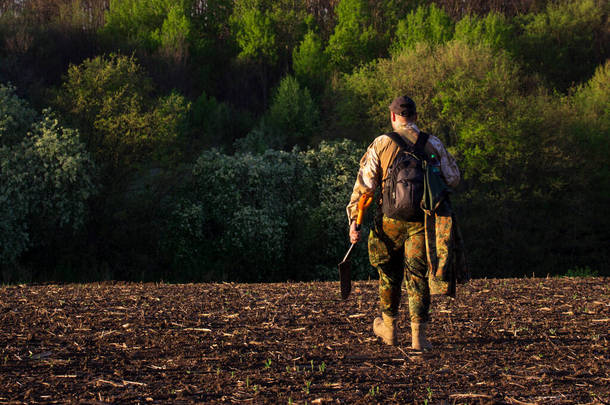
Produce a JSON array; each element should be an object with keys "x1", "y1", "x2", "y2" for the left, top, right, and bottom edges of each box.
[
  {"x1": 0, "y1": 0, "x2": 608, "y2": 281},
  {"x1": 52, "y1": 54, "x2": 188, "y2": 179},
  {"x1": 0, "y1": 86, "x2": 96, "y2": 279},
  {"x1": 161, "y1": 141, "x2": 368, "y2": 282}
]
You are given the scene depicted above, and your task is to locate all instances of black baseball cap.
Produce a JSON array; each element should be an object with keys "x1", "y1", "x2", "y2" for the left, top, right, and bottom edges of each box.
[{"x1": 389, "y1": 95, "x2": 416, "y2": 118}]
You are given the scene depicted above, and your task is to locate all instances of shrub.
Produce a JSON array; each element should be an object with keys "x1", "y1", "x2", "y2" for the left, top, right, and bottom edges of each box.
[
  {"x1": 0, "y1": 147, "x2": 30, "y2": 272},
  {"x1": 333, "y1": 40, "x2": 602, "y2": 277},
  {"x1": 162, "y1": 149, "x2": 302, "y2": 281},
  {"x1": 0, "y1": 84, "x2": 37, "y2": 145},
  {"x1": 325, "y1": 0, "x2": 380, "y2": 72},
  {"x1": 337, "y1": 41, "x2": 523, "y2": 147},
  {"x1": 162, "y1": 140, "x2": 369, "y2": 282},
  {"x1": 25, "y1": 113, "x2": 97, "y2": 232},
  {"x1": 0, "y1": 85, "x2": 96, "y2": 277},
  {"x1": 563, "y1": 266, "x2": 599, "y2": 278},
  {"x1": 514, "y1": 0, "x2": 608, "y2": 90},
  {"x1": 297, "y1": 139, "x2": 371, "y2": 280}
]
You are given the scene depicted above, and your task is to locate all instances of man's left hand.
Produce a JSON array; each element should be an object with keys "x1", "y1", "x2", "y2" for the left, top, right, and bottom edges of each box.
[{"x1": 349, "y1": 221, "x2": 361, "y2": 244}]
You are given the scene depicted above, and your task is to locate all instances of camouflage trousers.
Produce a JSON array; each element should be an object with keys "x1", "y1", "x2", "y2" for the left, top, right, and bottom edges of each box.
[{"x1": 368, "y1": 215, "x2": 430, "y2": 324}]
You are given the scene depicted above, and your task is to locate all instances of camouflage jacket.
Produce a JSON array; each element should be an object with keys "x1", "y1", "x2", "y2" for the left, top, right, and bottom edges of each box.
[{"x1": 346, "y1": 122, "x2": 460, "y2": 225}]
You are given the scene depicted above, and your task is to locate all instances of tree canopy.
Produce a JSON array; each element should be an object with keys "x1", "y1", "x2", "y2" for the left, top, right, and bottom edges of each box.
[{"x1": 0, "y1": 0, "x2": 608, "y2": 281}]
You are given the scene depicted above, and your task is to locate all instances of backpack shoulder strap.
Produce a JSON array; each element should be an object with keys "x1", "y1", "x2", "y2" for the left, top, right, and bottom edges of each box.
[
  {"x1": 414, "y1": 131, "x2": 429, "y2": 156},
  {"x1": 385, "y1": 131, "x2": 412, "y2": 152},
  {"x1": 385, "y1": 131, "x2": 429, "y2": 157}
]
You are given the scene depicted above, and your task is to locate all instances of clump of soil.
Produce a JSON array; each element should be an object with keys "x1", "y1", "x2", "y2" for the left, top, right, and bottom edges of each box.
[{"x1": 0, "y1": 277, "x2": 608, "y2": 403}]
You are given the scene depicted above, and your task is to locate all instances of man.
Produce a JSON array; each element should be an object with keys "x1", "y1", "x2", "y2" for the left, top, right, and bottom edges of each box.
[{"x1": 346, "y1": 95, "x2": 460, "y2": 349}]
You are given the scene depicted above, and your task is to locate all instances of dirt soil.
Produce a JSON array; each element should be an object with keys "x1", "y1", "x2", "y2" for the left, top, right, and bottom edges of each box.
[{"x1": 0, "y1": 277, "x2": 608, "y2": 404}]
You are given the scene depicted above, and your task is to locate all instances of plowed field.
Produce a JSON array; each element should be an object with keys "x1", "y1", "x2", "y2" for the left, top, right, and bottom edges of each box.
[{"x1": 1, "y1": 278, "x2": 608, "y2": 404}]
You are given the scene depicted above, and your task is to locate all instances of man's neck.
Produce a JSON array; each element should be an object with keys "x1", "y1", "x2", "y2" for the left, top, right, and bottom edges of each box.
[
  {"x1": 399, "y1": 122, "x2": 419, "y2": 132},
  {"x1": 393, "y1": 122, "x2": 434, "y2": 155},
  {"x1": 394, "y1": 122, "x2": 420, "y2": 144}
]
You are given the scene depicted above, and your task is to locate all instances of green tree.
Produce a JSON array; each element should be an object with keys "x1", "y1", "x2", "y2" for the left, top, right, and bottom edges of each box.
[
  {"x1": 229, "y1": 0, "x2": 308, "y2": 67},
  {"x1": 237, "y1": 75, "x2": 320, "y2": 151},
  {"x1": 567, "y1": 61, "x2": 610, "y2": 268},
  {"x1": 230, "y1": 6, "x2": 277, "y2": 65},
  {"x1": 372, "y1": 0, "x2": 419, "y2": 36},
  {"x1": 268, "y1": 0, "x2": 309, "y2": 67},
  {"x1": 454, "y1": 12, "x2": 515, "y2": 51},
  {"x1": 189, "y1": 90, "x2": 254, "y2": 150},
  {"x1": 187, "y1": 0, "x2": 235, "y2": 94},
  {"x1": 266, "y1": 75, "x2": 320, "y2": 148},
  {"x1": 103, "y1": 0, "x2": 190, "y2": 62},
  {"x1": 390, "y1": 3, "x2": 454, "y2": 54},
  {"x1": 229, "y1": 1, "x2": 279, "y2": 106},
  {"x1": 325, "y1": 0, "x2": 379, "y2": 72},
  {"x1": 54, "y1": 54, "x2": 189, "y2": 179},
  {"x1": 292, "y1": 29, "x2": 329, "y2": 95},
  {"x1": 52, "y1": 54, "x2": 190, "y2": 282},
  {"x1": 571, "y1": 61, "x2": 610, "y2": 132},
  {"x1": 156, "y1": 4, "x2": 190, "y2": 61}
]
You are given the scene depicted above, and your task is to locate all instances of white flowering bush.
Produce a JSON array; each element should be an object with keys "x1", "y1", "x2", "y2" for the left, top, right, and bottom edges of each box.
[
  {"x1": 0, "y1": 85, "x2": 96, "y2": 278},
  {"x1": 162, "y1": 140, "x2": 370, "y2": 281}
]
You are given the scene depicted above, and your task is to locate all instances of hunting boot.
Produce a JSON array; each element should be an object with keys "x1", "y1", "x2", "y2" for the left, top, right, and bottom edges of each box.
[
  {"x1": 373, "y1": 313, "x2": 397, "y2": 346},
  {"x1": 411, "y1": 322, "x2": 433, "y2": 350}
]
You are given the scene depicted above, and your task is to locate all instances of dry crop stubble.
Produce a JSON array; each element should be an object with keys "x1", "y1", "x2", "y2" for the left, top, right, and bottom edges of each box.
[{"x1": 0, "y1": 278, "x2": 608, "y2": 403}]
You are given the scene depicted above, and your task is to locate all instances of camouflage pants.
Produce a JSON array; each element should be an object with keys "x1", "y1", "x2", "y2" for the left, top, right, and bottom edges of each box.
[{"x1": 368, "y1": 215, "x2": 430, "y2": 324}]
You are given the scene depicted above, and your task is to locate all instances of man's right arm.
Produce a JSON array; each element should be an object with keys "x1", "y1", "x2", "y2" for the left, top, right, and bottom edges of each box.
[{"x1": 346, "y1": 139, "x2": 383, "y2": 227}]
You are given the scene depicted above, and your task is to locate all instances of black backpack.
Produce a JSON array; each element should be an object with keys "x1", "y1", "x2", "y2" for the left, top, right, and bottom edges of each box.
[{"x1": 381, "y1": 131, "x2": 429, "y2": 221}]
